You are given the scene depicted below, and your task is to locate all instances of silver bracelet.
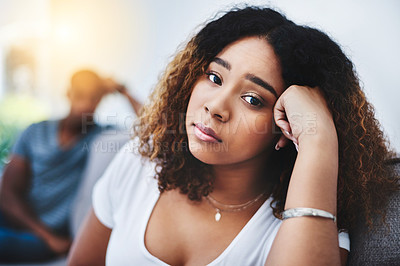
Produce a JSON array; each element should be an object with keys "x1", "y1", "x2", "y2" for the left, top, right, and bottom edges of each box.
[{"x1": 282, "y1": 207, "x2": 336, "y2": 223}]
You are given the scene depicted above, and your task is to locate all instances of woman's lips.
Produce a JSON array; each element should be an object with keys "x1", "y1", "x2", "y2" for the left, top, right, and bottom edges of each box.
[{"x1": 193, "y1": 123, "x2": 222, "y2": 143}]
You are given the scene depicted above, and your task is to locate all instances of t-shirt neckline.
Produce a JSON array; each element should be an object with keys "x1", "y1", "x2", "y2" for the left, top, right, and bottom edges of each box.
[
  {"x1": 53, "y1": 119, "x2": 98, "y2": 151},
  {"x1": 139, "y1": 185, "x2": 273, "y2": 265}
]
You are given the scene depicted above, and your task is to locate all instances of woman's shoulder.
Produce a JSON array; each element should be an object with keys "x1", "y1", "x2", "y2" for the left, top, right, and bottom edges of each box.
[
  {"x1": 111, "y1": 137, "x2": 152, "y2": 166},
  {"x1": 96, "y1": 137, "x2": 157, "y2": 193},
  {"x1": 92, "y1": 137, "x2": 158, "y2": 228}
]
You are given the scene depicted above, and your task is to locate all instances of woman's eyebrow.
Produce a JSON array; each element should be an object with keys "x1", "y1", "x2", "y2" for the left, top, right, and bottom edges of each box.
[
  {"x1": 245, "y1": 74, "x2": 278, "y2": 99},
  {"x1": 212, "y1": 57, "x2": 231, "y2": 71},
  {"x1": 211, "y1": 57, "x2": 278, "y2": 98}
]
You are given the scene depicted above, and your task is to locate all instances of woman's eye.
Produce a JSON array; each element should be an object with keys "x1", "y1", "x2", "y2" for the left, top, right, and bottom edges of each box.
[
  {"x1": 206, "y1": 72, "x2": 222, "y2": 86},
  {"x1": 242, "y1": 95, "x2": 263, "y2": 107}
]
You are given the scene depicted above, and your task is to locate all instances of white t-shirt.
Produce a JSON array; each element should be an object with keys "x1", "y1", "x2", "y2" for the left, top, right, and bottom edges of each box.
[{"x1": 92, "y1": 139, "x2": 350, "y2": 265}]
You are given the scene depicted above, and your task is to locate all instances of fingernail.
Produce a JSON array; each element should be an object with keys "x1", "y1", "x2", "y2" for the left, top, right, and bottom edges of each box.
[
  {"x1": 293, "y1": 142, "x2": 299, "y2": 152},
  {"x1": 284, "y1": 130, "x2": 292, "y2": 136},
  {"x1": 275, "y1": 143, "x2": 280, "y2": 151}
]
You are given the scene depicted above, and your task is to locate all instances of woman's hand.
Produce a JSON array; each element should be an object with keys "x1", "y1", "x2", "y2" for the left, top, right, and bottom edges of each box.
[{"x1": 273, "y1": 85, "x2": 337, "y2": 150}]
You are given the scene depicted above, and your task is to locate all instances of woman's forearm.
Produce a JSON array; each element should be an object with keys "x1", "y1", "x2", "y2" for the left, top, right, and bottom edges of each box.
[
  {"x1": 285, "y1": 130, "x2": 338, "y2": 213},
  {"x1": 266, "y1": 128, "x2": 341, "y2": 266}
]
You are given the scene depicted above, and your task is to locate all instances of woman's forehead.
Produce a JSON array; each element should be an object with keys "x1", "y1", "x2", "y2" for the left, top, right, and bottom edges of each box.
[{"x1": 211, "y1": 36, "x2": 285, "y2": 96}]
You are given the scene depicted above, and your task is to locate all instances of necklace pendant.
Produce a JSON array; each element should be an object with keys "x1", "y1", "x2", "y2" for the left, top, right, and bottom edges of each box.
[{"x1": 215, "y1": 209, "x2": 221, "y2": 222}]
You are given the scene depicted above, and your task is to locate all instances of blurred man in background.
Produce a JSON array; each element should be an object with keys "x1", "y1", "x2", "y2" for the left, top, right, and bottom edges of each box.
[{"x1": 0, "y1": 69, "x2": 141, "y2": 262}]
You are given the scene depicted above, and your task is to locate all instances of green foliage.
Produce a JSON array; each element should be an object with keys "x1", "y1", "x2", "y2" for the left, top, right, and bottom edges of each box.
[
  {"x1": 0, "y1": 94, "x2": 49, "y2": 173},
  {"x1": 0, "y1": 122, "x2": 20, "y2": 172}
]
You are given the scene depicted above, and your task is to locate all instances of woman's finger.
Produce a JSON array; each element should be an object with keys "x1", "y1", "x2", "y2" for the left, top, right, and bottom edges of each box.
[
  {"x1": 275, "y1": 134, "x2": 289, "y2": 150},
  {"x1": 273, "y1": 96, "x2": 291, "y2": 134},
  {"x1": 273, "y1": 95, "x2": 299, "y2": 145}
]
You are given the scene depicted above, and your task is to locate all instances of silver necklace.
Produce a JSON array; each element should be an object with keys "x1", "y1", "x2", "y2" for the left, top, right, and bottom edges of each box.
[{"x1": 205, "y1": 192, "x2": 266, "y2": 222}]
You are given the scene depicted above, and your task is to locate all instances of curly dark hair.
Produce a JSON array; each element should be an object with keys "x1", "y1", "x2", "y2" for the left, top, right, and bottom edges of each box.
[{"x1": 134, "y1": 6, "x2": 399, "y2": 231}]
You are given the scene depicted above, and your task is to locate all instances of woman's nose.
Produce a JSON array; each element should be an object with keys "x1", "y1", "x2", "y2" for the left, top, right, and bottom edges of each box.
[{"x1": 204, "y1": 92, "x2": 231, "y2": 122}]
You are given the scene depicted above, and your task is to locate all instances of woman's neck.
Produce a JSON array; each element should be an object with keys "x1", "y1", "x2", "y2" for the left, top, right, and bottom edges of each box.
[{"x1": 210, "y1": 151, "x2": 274, "y2": 204}]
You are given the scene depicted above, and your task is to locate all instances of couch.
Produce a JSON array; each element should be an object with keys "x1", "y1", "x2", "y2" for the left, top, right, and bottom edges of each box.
[{"x1": 0, "y1": 129, "x2": 130, "y2": 266}]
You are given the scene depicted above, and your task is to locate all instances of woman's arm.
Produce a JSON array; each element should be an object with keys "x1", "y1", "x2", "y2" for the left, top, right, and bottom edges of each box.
[
  {"x1": 267, "y1": 85, "x2": 347, "y2": 266},
  {"x1": 68, "y1": 208, "x2": 112, "y2": 266},
  {"x1": 340, "y1": 248, "x2": 348, "y2": 265}
]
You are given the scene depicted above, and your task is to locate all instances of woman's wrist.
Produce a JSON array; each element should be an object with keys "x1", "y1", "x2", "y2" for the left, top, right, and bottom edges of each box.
[{"x1": 297, "y1": 124, "x2": 338, "y2": 152}]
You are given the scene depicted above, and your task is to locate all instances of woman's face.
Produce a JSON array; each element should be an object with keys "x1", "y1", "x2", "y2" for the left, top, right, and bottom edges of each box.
[{"x1": 185, "y1": 36, "x2": 286, "y2": 165}]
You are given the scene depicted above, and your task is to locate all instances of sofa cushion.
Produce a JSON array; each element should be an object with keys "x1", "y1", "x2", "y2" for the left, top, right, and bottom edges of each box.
[{"x1": 347, "y1": 160, "x2": 400, "y2": 265}]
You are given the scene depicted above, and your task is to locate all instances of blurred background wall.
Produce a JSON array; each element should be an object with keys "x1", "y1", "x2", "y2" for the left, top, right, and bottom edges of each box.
[{"x1": 0, "y1": 0, "x2": 399, "y2": 158}]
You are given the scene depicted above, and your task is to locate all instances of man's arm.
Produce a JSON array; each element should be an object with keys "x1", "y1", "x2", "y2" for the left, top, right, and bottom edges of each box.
[
  {"x1": 102, "y1": 78, "x2": 142, "y2": 115},
  {"x1": 120, "y1": 88, "x2": 142, "y2": 116},
  {"x1": 0, "y1": 155, "x2": 71, "y2": 255}
]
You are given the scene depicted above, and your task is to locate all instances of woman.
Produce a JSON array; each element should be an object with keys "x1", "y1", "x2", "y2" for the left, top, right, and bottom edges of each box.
[{"x1": 68, "y1": 6, "x2": 398, "y2": 265}]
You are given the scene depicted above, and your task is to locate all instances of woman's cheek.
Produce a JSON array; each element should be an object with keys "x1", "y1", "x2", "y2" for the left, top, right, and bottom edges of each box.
[
  {"x1": 252, "y1": 113, "x2": 273, "y2": 134},
  {"x1": 190, "y1": 83, "x2": 209, "y2": 107},
  {"x1": 247, "y1": 113, "x2": 276, "y2": 151}
]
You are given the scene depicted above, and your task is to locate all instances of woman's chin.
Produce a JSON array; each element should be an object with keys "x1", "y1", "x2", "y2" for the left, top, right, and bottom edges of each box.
[{"x1": 188, "y1": 140, "x2": 230, "y2": 165}]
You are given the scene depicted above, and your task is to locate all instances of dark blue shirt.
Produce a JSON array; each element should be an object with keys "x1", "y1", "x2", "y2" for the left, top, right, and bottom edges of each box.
[{"x1": 11, "y1": 119, "x2": 105, "y2": 235}]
